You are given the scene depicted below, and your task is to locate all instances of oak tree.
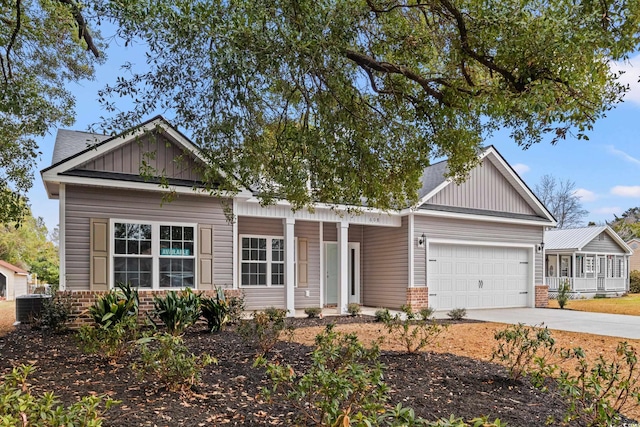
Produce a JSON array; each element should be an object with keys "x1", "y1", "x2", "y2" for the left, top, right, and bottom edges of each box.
[{"x1": 0, "y1": 0, "x2": 103, "y2": 223}]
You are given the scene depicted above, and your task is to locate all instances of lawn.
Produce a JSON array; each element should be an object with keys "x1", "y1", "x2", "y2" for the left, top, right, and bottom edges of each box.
[
  {"x1": 1, "y1": 316, "x2": 639, "y2": 426},
  {"x1": 548, "y1": 293, "x2": 640, "y2": 315}
]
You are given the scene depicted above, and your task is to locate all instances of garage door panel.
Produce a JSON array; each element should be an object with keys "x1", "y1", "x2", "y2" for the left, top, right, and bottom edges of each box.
[{"x1": 429, "y1": 243, "x2": 530, "y2": 311}]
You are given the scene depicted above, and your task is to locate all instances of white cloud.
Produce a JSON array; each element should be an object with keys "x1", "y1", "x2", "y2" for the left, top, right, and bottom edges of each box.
[
  {"x1": 574, "y1": 188, "x2": 597, "y2": 202},
  {"x1": 611, "y1": 185, "x2": 640, "y2": 197},
  {"x1": 593, "y1": 206, "x2": 622, "y2": 215},
  {"x1": 610, "y1": 54, "x2": 640, "y2": 105},
  {"x1": 512, "y1": 163, "x2": 530, "y2": 175},
  {"x1": 605, "y1": 145, "x2": 640, "y2": 166}
]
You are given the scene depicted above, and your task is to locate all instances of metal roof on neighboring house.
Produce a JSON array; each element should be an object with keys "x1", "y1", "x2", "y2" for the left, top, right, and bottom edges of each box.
[
  {"x1": 544, "y1": 225, "x2": 629, "y2": 252},
  {"x1": 0, "y1": 260, "x2": 28, "y2": 275}
]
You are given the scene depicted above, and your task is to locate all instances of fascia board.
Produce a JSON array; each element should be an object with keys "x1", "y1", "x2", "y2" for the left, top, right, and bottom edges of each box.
[{"x1": 412, "y1": 207, "x2": 556, "y2": 227}]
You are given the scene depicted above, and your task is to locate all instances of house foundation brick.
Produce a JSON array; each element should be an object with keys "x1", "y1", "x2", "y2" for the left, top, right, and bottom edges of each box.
[
  {"x1": 406, "y1": 287, "x2": 429, "y2": 309},
  {"x1": 535, "y1": 285, "x2": 548, "y2": 308},
  {"x1": 61, "y1": 288, "x2": 243, "y2": 328}
]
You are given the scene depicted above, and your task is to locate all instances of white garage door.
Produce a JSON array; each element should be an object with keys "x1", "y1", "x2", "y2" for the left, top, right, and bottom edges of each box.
[{"x1": 429, "y1": 244, "x2": 530, "y2": 310}]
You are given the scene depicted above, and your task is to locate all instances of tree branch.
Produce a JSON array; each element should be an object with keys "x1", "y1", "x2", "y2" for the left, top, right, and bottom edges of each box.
[
  {"x1": 344, "y1": 49, "x2": 447, "y2": 104},
  {"x1": 6, "y1": 0, "x2": 22, "y2": 79},
  {"x1": 56, "y1": 0, "x2": 100, "y2": 58}
]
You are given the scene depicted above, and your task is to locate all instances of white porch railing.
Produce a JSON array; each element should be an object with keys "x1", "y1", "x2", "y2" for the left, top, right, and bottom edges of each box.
[{"x1": 545, "y1": 277, "x2": 627, "y2": 292}]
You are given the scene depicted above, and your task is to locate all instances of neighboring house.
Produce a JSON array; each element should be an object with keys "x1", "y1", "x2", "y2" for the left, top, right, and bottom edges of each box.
[
  {"x1": 544, "y1": 226, "x2": 631, "y2": 297},
  {"x1": 627, "y1": 238, "x2": 640, "y2": 272},
  {"x1": 41, "y1": 116, "x2": 556, "y2": 316},
  {"x1": 0, "y1": 260, "x2": 28, "y2": 301}
]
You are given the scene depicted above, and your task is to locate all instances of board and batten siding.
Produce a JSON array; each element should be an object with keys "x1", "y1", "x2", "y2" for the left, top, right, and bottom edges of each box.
[
  {"x1": 413, "y1": 216, "x2": 544, "y2": 287},
  {"x1": 76, "y1": 134, "x2": 200, "y2": 181},
  {"x1": 583, "y1": 232, "x2": 626, "y2": 254},
  {"x1": 64, "y1": 185, "x2": 232, "y2": 291},
  {"x1": 361, "y1": 217, "x2": 408, "y2": 309},
  {"x1": 429, "y1": 158, "x2": 536, "y2": 215}
]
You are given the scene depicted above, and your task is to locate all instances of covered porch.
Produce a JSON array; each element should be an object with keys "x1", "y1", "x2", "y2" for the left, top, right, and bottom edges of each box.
[{"x1": 545, "y1": 252, "x2": 628, "y2": 294}]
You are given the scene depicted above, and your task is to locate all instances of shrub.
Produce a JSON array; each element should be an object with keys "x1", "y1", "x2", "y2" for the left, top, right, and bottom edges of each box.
[
  {"x1": 630, "y1": 270, "x2": 640, "y2": 293},
  {"x1": 552, "y1": 342, "x2": 640, "y2": 426},
  {"x1": 133, "y1": 333, "x2": 216, "y2": 394},
  {"x1": 375, "y1": 308, "x2": 392, "y2": 323},
  {"x1": 89, "y1": 282, "x2": 139, "y2": 328},
  {"x1": 151, "y1": 288, "x2": 201, "y2": 335},
  {"x1": 492, "y1": 323, "x2": 556, "y2": 382},
  {"x1": 304, "y1": 307, "x2": 322, "y2": 318},
  {"x1": 257, "y1": 324, "x2": 388, "y2": 426},
  {"x1": 347, "y1": 303, "x2": 361, "y2": 317},
  {"x1": 201, "y1": 287, "x2": 229, "y2": 332},
  {"x1": 0, "y1": 364, "x2": 119, "y2": 426},
  {"x1": 76, "y1": 316, "x2": 139, "y2": 361},
  {"x1": 383, "y1": 305, "x2": 447, "y2": 354},
  {"x1": 447, "y1": 308, "x2": 466, "y2": 320},
  {"x1": 226, "y1": 293, "x2": 246, "y2": 324},
  {"x1": 425, "y1": 415, "x2": 506, "y2": 426},
  {"x1": 419, "y1": 307, "x2": 435, "y2": 320},
  {"x1": 238, "y1": 307, "x2": 292, "y2": 356},
  {"x1": 556, "y1": 279, "x2": 571, "y2": 309},
  {"x1": 31, "y1": 286, "x2": 73, "y2": 333}
]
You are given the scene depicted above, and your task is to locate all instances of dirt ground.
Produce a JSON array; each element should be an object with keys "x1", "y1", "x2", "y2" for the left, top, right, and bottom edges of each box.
[{"x1": 0, "y1": 301, "x2": 14, "y2": 335}]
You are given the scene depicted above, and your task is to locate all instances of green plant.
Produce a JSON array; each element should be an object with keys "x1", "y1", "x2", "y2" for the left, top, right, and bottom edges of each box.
[
  {"x1": 89, "y1": 282, "x2": 139, "y2": 328},
  {"x1": 630, "y1": 270, "x2": 640, "y2": 293},
  {"x1": 257, "y1": 324, "x2": 388, "y2": 426},
  {"x1": 552, "y1": 342, "x2": 640, "y2": 426},
  {"x1": 200, "y1": 287, "x2": 229, "y2": 332},
  {"x1": 76, "y1": 316, "x2": 139, "y2": 361},
  {"x1": 447, "y1": 308, "x2": 466, "y2": 320},
  {"x1": 419, "y1": 307, "x2": 435, "y2": 320},
  {"x1": 492, "y1": 323, "x2": 556, "y2": 382},
  {"x1": 238, "y1": 307, "x2": 292, "y2": 356},
  {"x1": 383, "y1": 305, "x2": 447, "y2": 354},
  {"x1": 226, "y1": 293, "x2": 246, "y2": 324},
  {"x1": 151, "y1": 288, "x2": 201, "y2": 335},
  {"x1": 426, "y1": 415, "x2": 506, "y2": 426},
  {"x1": 133, "y1": 333, "x2": 216, "y2": 394},
  {"x1": 556, "y1": 279, "x2": 571, "y2": 309},
  {"x1": 0, "y1": 364, "x2": 119, "y2": 426},
  {"x1": 304, "y1": 307, "x2": 322, "y2": 318},
  {"x1": 31, "y1": 286, "x2": 73, "y2": 333},
  {"x1": 347, "y1": 302, "x2": 361, "y2": 317},
  {"x1": 375, "y1": 308, "x2": 392, "y2": 323}
]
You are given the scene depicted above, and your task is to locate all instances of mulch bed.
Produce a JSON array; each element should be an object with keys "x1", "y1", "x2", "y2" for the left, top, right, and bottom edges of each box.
[{"x1": 0, "y1": 317, "x2": 635, "y2": 426}]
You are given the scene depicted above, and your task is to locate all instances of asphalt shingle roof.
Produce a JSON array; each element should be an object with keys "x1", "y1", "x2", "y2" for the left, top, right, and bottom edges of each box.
[{"x1": 51, "y1": 130, "x2": 110, "y2": 165}]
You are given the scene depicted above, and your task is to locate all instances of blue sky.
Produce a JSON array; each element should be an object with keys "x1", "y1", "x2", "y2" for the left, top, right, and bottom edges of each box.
[{"x1": 29, "y1": 44, "x2": 640, "y2": 233}]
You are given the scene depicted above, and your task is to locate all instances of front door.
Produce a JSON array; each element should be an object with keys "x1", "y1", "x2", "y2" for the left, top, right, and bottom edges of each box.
[{"x1": 324, "y1": 242, "x2": 360, "y2": 306}]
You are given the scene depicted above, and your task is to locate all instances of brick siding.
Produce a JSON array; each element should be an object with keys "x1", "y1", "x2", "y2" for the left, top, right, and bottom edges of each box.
[
  {"x1": 62, "y1": 289, "x2": 243, "y2": 328},
  {"x1": 406, "y1": 287, "x2": 429, "y2": 309},
  {"x1": 535, "y1": 285, "x2": 549, "y2": 308}
]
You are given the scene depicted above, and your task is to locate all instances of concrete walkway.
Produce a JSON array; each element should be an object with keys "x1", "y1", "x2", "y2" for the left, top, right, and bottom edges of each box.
[{"x1": 463, "y1": 308, "x2": 640, "y2": 339}]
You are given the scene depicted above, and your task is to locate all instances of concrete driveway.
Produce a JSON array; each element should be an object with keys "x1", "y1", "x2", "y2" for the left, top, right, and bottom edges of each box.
[{"x1": 462, "y1": 308, "x2": 640, "y2": 339}]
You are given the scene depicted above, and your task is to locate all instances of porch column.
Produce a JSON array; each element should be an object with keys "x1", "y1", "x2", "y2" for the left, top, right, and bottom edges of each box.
[
  {"x1": 337, "y1": 221, "x2": 349, "y2": 314},
  {"x1": 284, "y1": 218, "x2": 296, "y2": 317}
]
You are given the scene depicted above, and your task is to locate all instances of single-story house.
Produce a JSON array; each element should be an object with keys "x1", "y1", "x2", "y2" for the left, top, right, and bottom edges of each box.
[
  {"x1": 627, "y1": 238, "x2": 640, "y2": 272},
  {"x1": 0, "y1": 260, "x2": 28, "y2": 301},
  {"x1": 544, "y1": 226, "x2": 631, "y2": 297},
  {"x1": 41, "y1": 116, "x2": 557, "y2": 317}
]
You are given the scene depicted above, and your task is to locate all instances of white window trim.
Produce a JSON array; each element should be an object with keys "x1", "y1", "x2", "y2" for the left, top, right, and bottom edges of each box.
[
  {"x1": 585, "y1": 257, "x2": 594, "y2": 274},
  {"x1": 110, "y1": 219, "x2": 198, "y2": 290},
  {"x1": 239, "y1": 234, "x2": 285, "y2": 287}
]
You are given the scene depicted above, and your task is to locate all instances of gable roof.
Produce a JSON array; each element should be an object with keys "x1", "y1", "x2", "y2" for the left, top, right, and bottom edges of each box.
[
  {"x1": 413, "y1": 146, "x2": 556, "y2": 225},
  {"x1": 0, "y1": 260, "x2": 28, "y2": 275},
  {"x1": 545, "y1": 225, "x2": 632, "y2": 253},
  {"x1": 41, "y1": 116, "x2": 253, "y2": 199}
]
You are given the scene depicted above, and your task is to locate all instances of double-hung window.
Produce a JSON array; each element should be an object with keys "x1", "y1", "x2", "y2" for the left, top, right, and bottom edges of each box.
[
  {"x1": 112, "y1": 220, "x2": 196, "y2": 289},
  {"x1": 240, "y1": 235, "x2": 284, "y2": 287}
]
